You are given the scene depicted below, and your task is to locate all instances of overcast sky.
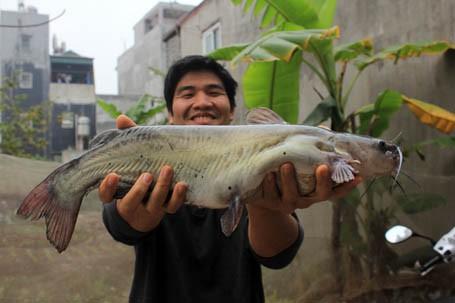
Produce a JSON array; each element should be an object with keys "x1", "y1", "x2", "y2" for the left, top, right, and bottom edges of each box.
[{"x1": 0, "y1": 0, "x2": 203, "y2": 94}]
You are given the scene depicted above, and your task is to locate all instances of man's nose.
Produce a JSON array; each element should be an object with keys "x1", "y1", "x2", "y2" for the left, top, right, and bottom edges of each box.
[{"x1": 193, "y1": 92, "x2": 212, "y2": 109}]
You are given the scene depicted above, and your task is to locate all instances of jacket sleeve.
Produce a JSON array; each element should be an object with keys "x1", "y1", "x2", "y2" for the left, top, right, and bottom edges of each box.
[
  {"x1": 249, "y1": 213, "x2": 304, "y2": 269},
  {"x1": 102, "y1": 200, "x2": 151, "y2": 246}
]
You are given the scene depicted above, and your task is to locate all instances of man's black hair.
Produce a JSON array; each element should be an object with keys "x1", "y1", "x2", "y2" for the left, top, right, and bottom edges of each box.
[{"x1": 164, "y1": 55, "x2": 237, "y2": 113}]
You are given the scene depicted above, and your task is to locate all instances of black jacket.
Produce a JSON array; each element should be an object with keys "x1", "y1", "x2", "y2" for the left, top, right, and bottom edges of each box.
[{"x1": 103, "y1": 201, "x2": 303, "y2": 303}]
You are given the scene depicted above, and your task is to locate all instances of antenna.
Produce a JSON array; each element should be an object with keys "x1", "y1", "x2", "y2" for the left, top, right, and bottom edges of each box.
[{"x1": 18, "y1": 0, "x2": 25, "y2": 12}]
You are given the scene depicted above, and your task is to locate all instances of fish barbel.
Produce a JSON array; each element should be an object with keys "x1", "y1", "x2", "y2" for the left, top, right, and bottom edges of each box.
[{"x1": 17, "y1": 108, "x2": 402, "y2": 252}]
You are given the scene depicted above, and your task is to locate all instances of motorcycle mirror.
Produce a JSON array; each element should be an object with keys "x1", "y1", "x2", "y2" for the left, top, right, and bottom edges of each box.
[{"x1": 385, "y1": 225, "x2": 413, "y2": 244}]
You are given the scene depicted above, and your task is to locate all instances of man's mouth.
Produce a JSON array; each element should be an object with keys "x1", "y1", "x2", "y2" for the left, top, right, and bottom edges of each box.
[{"x1": 190, "y1": 112, "x2": 219, "y2": 123}]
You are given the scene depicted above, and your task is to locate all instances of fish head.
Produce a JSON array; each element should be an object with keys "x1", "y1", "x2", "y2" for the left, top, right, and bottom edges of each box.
[{"x1": 333, "y1": 134, "x2": 402, "y2": 179}]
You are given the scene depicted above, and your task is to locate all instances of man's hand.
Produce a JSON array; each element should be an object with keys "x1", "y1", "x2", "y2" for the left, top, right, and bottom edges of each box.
[
  {"x1": 246, "y1": 163, "x2": 362, "y2": 257},
  {"x1": 247, "y1": 163, "x2": 362, "y2": 214},
  {"x1": 98, "y1": 115, "x2": 188, "y2": 232}
]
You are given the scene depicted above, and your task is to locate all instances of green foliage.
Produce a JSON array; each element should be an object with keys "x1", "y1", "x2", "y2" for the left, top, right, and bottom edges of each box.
[
  {"x1": 209, "y1": 44, "x2": 249, "y2": 61},
  {"x1": 355, "y1": 41, "x2": 455, "y2": 71},
  {"x1": 405, "y1": 136, "x2": 455, "y2": 161},
  {"x1": 0, "y1": 78, "x2": 49, "y2": 158},
  {"x1": 243, "y1": 51, "x2": 302, "y2": 123},
  {"x1": 97, "y1": 94, "x2": 166, "y2": 125},
  {"x1": 217, "y1": 1, "x2": 455, "y2": 295},
  {"x1": 334, "y1": 38, "x2": 373, "y2": 62},
  {"x1": 302, "y1": 96, "x2": 338, "y2": 126},
  {"x1": 96, "y1": 99, "x2": 122, "y2": 118},
  {"x1": 231, "y1": 0, "x2": 337, "y2": 29},
  {"x1": 394, "y1": 193, "x2": 447, "y2": 214},
  {"x1": 355, "y1": 90, "x2": 403, "y2": 137}
]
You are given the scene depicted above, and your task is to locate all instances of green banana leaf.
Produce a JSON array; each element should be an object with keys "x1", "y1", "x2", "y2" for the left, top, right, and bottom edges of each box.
[
  {"x1": 231, "y1": 26, "x2": 340, "y2": 65},
  {"x1": 395, "y1": 193, "x2": 447, "y2": 214},
  {"x1": 97, "y1": 95, "x2": 166, "y2": 125},
  {"x1": 97, "y1": 98, "x2": 122, "y2": 119},
  {"x1": 334, "y1": 38, "x2": 373, "y2": 62},
  {"x1": 406, "y1": 136, "x2": 455, "y2": 161},
  {"x1": 356, "y1": 41, "x2": 455, "y2": 71},
  {"x1": 208, "y1": 43, "x2": 249, "y2": 61},
  {"x1": 243, "y1": 52, "x2": 302, "y2": 123},
  {"x1": 355, "y1": 90, "x2": 403, "y2": 137},
  {"x1": 302, "y1": 96, "x2": 337, "y2": 126},
  {"x1": 231, "y1": 0, "x2": 337, "y2": 29}
]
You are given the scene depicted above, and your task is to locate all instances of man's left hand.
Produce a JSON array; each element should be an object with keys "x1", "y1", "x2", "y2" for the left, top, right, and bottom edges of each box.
[{"x1": 247, "y1": 163, "x2": 362, "y2": 214}]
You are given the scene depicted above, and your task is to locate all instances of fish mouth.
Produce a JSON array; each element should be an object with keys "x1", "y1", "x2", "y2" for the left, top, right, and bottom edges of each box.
[
  {"x1": 388, "y1": 146, "x2": 403, "y2": 179},
  {"x1": 377, "y1": 140, "x2": 403, "y2": 179}
]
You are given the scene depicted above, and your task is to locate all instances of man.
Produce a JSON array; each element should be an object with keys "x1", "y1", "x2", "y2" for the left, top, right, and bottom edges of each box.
[{"x1": 98, "y1": 55, "x2": 361, "y2": 302}]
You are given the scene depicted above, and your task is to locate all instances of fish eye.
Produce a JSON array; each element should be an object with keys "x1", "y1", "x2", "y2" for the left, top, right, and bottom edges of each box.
[{"x1": 378, "y1": 140, "x2": 387, "y2": 152}]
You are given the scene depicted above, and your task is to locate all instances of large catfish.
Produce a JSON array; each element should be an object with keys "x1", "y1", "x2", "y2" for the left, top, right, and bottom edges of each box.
[{"x1": 17, "y1": 108, "x2": 402, "y2": 252}]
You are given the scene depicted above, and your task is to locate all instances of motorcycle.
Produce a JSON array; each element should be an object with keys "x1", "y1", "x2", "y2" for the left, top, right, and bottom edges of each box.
[
  {"x1": 384, "y1": 224, "x2": 455, "y2": 303},
  {"x1": 385, "y1": 225, "x2": 455, "y2": 276}
]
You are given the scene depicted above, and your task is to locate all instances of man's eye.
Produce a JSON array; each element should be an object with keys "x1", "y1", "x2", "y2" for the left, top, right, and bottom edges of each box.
[
  {"x1": 182, "y1": 94, "x2": 194, "y2": 99},
  {"x1": 209, "y1": 91, "x2": 223, "y2": 96}
]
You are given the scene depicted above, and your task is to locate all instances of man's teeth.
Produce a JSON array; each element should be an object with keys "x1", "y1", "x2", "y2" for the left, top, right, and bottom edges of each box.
[{"x1": 193, "y1": 114, "x2": 214, "y2": 119}]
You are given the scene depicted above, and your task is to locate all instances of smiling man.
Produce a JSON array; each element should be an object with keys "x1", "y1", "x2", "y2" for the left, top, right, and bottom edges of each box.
[{"x1": 98, "y1": 55, "x2": 361, "y2": 303}]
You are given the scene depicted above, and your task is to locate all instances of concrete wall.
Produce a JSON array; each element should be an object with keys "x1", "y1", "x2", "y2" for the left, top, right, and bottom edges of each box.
[
  {"x1": 177, "y1": 2, "x2": 455, "y2": 299},
  {"x1": 49, "y1": 83, "x2": 96, "y2": 104},
  {"x1": 117, "y1": 3, "x2": 193, "y2": 97},
  {"x1": 298, "y1": 0, "x2": 455, "y2": 237},
  {"x1": 179, "y1": 0, "x2": 262, "y2": 121}
]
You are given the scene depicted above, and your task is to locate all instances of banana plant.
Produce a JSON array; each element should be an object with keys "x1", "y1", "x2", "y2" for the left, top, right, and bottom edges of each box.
[
  {"x1": 210, "y1": 0, "x2": 337, "y2": 123},
  {"x1": 211, "y1": 0, "x2": 455, "y2": 299},
  {"x1": 97, "y1": 94, "x2": 166, "y2": 125}
]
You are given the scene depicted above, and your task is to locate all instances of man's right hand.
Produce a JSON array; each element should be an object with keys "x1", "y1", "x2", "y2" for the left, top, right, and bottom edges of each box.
[{"x1": 98, "y1": 115, "x2": 188, "y2": 232}]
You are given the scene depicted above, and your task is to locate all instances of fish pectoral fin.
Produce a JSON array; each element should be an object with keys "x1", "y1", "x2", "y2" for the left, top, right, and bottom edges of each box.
[
  {"x1": 331, "y1": 159, "x2": 356, "y2": 184},
  {"x1": 220, "y1": 195, "x2": 244, "y2": 237},
  {"x1": 245, "y1": 107, "x2": 287, "y2": 125}
]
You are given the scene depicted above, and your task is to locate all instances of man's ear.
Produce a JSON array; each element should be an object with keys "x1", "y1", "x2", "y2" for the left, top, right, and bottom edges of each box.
[
  {"x1": 229, "y1": 108, "x2": 234, "y2": 122},
  {"x1": 168, "y1": 112, "x2": 174, "y2": 125}
]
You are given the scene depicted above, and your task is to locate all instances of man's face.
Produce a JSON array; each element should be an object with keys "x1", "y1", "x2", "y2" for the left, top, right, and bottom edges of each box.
[{"x1": 168, "y1": 71, "x2": 234, "y2": 125}]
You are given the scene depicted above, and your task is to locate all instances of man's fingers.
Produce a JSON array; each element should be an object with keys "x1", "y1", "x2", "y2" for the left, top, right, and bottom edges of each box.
[
  {"x1": 294, "y1": 165, "x2": 332, "y2": 209},
  {"x1": 99, "y1": 173, "x2": 119, "y2": 203},
  {"x1": 280, "y1": 163, "x2": 299, "y2": 203},
  {"x1": 260, "y1": 172, "x2": 280, "y2": 209},
  {"x1": 116, "y1": 114, "x2": 136, "y2": 129},
  {"x1": 118, "y1": 173, "x2": 154, "y2": 216},
  {"x1": 164, "y1": 182, "x2": 188, "y2": 214},
  {"x1": 332, "y1": 176, "x2": 363, "y2": 199},
  {"x1": 313, "y1": 165, "x2": 332, "y2": 200},
  {"x1": 146, "y1": 166, "x2": 173, "y2": 214}
]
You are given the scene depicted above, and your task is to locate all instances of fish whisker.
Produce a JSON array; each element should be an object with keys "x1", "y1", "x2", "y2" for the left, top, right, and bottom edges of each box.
[
  {"x1": 392, "y1": 178, "x2": 407, "y2": 197},
  {"x1": 360, "y1": 178, "x2": 377, "y2": 200},
  {"x1": 400, "y1": 170, "x2": 422, "y2": 189},
  {"x1": 390, "y1": 132, "x2": 403, "y2": 144}
]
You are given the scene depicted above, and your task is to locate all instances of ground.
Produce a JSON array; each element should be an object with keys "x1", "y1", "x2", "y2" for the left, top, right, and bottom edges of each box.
[{"x1": 0, "y1": 154, "x2": 134, "y2": 302}]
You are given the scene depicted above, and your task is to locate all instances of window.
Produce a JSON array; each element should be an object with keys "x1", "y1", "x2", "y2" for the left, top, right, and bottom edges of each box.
[
  {"x1": 21, "y1": 34, "x2": 32, "y2": 51},
  {"x1": 144, "y1": 14, "x2": 158, "y2": 34},
  {"x1": 202, "y1": 22, "x2": 221, "y2": 54},
  {"x1": 19, "y1": 72, "x2": 33, "y2": 89}
]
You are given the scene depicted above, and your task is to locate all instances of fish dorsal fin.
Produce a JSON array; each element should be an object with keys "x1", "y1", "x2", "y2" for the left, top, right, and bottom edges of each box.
[
  {"x1": 88, "y1": 129, "x2": 121, "y2": 149},
  {"x1": 246, "y1": 107, "x2": 287, "y2": 125}
]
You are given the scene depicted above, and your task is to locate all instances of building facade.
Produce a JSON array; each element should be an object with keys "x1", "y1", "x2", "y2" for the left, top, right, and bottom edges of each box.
[
  {"x1": 0, "y1": 6, "x2": 50, "y2": 156},
  {"x1": 116, "y1": 2, "x2": 193, "y2": 97},
  {"x1": 49, "y1": 50, "x2": 96, "y2": 161}
]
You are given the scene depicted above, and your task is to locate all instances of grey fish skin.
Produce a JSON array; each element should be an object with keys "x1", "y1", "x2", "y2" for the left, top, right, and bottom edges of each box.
[{"x1": 16, "y1": 115, "x2": 402, "y2": 253}]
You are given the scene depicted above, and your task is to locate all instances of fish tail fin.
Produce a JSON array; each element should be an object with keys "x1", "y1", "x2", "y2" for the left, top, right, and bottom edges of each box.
[{"x1": 17, "y1": 159, "x2": 83, "y2": 253}]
